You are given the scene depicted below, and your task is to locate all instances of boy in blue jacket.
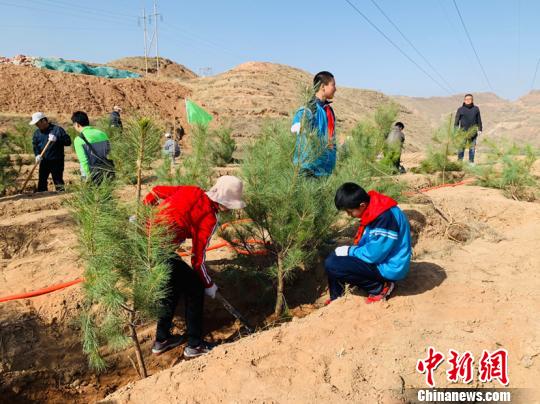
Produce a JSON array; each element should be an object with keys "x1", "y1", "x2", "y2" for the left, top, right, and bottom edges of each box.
[
  {"x1": 325, "y1": 183, "x2": 411, "y2": 303},
  {"x1": 291, "y1": 71, "x2": 337, "y2": 177}
]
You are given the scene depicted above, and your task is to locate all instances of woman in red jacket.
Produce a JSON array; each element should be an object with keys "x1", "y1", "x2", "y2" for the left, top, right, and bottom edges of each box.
[{"x1": 143, "y1": 176, "x2": 246, "y2": 358}]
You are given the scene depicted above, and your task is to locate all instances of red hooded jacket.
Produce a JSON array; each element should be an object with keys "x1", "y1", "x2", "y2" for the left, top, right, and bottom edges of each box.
[{"x1": 143, "y1": 185, "x2": 218, "y2": 287}]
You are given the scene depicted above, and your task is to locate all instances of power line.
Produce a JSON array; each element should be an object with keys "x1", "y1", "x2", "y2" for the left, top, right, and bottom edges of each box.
[
  {"x1": 437, "y1": 0, "x2": 475, "y2": 72},
  {"x1": 530, "y1": 57, "x2": 540, "y2": 91},
  {"x1": 343, "y1": 0, "x2": 451, "y2": 94},
  {"x1": 451, "y1": 0, "x2": 494, "y2": 92},
  {"x1": 25, "y1": 0, "x2": 138, "y2": 20},
  {"x1": 161, "y1": 21, "x2": 243, "y2": 60},
  {"x1": 0, "y1": 0, "x2": 135, "y2": 28},
  {"x1": 151, "y1": 0, "x2": 161, "y2": 75},
  {"x1": 369, "y1": 0, "x2": 455, "y2": 93}
]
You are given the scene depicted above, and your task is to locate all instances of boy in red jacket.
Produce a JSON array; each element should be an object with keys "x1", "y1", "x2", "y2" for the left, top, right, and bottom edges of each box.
[{"x1": 143, "y1": 176, "x2": 246, "y2": 358}]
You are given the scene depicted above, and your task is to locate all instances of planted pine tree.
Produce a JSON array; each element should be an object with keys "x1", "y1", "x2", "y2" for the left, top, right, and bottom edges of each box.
[
  {"x1": 336, "y1": 104, "x2": 404, "y2": 200},
  {"x1": 339, "y1": 103, "x2": 399, "y2": 175},
  {"x1": 471, "y1": 140, "x2": 538, "y2": 201},
  {"x1": 71, "y1": 180, "x2": 175, "y2": 378},
  {"x1": 237, "y1": 121, "x2": 338, "y2": 317},
  {"x1": 71, "y1": 116, "x2": 173, "y2": 379},
  {"x1": 415, "y1": 115, "x2": 472, "y2": 182},
  {"x1": 103, "y1": 116, "x2": 161, "y2": 187},
  {"x1": 154, "y1": 124, "x2": 214, "y2": 189},
  {"x1": 209, "y1": 126, "x2": 236, "y2": 166},
  {"x1": 6, "y1": 120, "x2": 34, "y2": 154}
]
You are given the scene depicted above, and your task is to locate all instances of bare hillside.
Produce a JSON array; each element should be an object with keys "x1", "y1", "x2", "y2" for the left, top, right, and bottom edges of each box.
[
  {"x1": 0, "y1": 64, "x2": 191, "y2": 125},
  {"x1": 394, "y1": 92, "x2": 540, "y2": 148},
  {"x1": 108, "y1": 57, "x2": 198, "y2": 81},
  {"x1": 188, "y1": 62, "x2": 430, "y2": 150}
]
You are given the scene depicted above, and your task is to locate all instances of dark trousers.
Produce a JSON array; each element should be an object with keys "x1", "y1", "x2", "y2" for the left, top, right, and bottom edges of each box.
[
  {"x1": 324, "y1": 252, "x2": 388, "y2": 300},
  {"x1": 37, "y1": 159, "x2": 64, "y2": 192},
  {"x1": 156, "y1": 256, "x2": 205, "y2": 347},
  {"x1": 457, "y1": 135, "x2": 477, "y2": 162}
]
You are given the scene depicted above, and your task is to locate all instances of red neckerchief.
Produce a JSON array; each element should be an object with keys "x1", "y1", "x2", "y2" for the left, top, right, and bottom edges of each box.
[
  {"x1": 324, "y1": 104, "x2": 335, "y2": 149},
  {"x1": 352, "y1": 191, "x2": 398, "y2": 244}
]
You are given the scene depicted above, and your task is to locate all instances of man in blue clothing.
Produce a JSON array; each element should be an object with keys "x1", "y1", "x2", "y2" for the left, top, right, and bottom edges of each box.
[
  {"x1": 291, "y1": 71, "x2": 337, "y2": 177},
  {"x1": 30, "y1": 112, "x2": 72, "y2": 192},
  {"x1": 325, "y1": 183, "x2": 411, "y2": 304}
]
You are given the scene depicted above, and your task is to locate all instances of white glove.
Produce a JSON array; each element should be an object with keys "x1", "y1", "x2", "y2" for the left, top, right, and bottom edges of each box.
[
  {"x1": 205, "y1": 283, "x2": 218, "y2": 299},
  {"x1": 477, "y1": 131, "x2": 482, "y2": 136},
  {"x1": 291, "y1": 122, "x2": 301, "y2": 134},
  {"x1": 48, "y1": 134, "x2": 57, "y2": 142},
  {"x1": 335, "y1": 246, "x2": 350, "y2": 257},
  {"x1": 35, "y1": 155, "x2": 42, "y2": 163},
  {"x1": 128, "y1": 215, "x2": 137, "y2": 224}
]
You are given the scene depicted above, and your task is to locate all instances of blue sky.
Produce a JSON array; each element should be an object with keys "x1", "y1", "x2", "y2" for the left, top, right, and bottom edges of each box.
[{"x1": 0, "y1": 0, "x2": 537, "y2": 100}]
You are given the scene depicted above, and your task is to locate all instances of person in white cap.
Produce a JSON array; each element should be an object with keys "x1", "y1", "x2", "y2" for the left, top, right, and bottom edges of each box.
[
  {"x1": 109, "y1": 106, "x2": 123, "y2": 129},
  {"x1": 162, "y1": 132, "x2": 181, "y2": 164},
  {"x1": 30, "y1": 112, "x2": 72, "y2": 192},
  {"x1": 142, "y1": 176, "x2": 246, "y2": 358}
]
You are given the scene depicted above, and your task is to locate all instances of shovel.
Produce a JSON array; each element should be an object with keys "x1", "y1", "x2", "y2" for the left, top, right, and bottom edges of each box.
[
  {"x1": 18, "y1": 139, "x2": 52, "y2": 194},
  {"x1": 215, "y1": 291, "x2": 254, "y2": 334}
]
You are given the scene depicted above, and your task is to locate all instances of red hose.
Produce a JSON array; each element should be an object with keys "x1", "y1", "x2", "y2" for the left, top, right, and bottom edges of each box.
[{"x1": 0, "y1": 278, "x2": 84, "y2": 303}]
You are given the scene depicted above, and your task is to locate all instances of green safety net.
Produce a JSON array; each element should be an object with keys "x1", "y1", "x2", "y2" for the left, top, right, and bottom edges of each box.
[{"x1": 34, "y1": 58, "x2": 141, "y2": 79}]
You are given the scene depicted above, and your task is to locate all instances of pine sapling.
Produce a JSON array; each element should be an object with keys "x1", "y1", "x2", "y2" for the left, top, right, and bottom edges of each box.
[
  {"x1": 209, "y1": 126, "x2": 236, "y2": 166},
  {"x1": 238, "y1": 121, "x2": 337, "y2": 317},
  {"x1": 416, "y1": 114, "x2": 472, "y2": 182},
  {"x1": 70, "y1": 181, "x2": 175, "y2": 378}
]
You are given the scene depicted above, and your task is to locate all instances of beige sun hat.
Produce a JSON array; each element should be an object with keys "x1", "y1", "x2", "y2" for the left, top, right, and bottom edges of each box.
[
  {"x1": 206, "y1": 176, "x2": 246, "y2": 210},
  {"x1": 29, "y1": 112, "x2": 46, "y2": 125}
]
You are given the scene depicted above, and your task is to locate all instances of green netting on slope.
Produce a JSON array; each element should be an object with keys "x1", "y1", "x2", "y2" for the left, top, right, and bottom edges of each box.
[{"x1": 34, "y1": 58, "x2": 141, "y2": 79}]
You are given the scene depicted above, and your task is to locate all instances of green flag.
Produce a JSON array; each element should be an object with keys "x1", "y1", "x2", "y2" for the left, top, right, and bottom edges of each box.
[{"x1": 185, "y1": 99, "x2": 213, "y2": 126}]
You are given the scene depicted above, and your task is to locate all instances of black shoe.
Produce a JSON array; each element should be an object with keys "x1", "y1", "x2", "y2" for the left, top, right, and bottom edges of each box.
[
  {"x1": 152, "y1": 334, "x2": 184, "y2": 355},
  {"x1": 183, "y1": 342, "x2": 215, "y2": 359}
]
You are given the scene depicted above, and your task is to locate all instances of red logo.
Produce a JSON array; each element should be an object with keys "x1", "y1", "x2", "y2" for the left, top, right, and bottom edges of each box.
[
  {"x1": 417, "y1": 348, "x2": 509, "y2": 387},
  {"x1": 446, "y1": 350, "x2": 474, "y2": 384},
  {"x1": 416, "y1": 347, "x2": 445, "y2": 387},
  {"x1": 478, "y1": 349, "x2": 509, "y2": 386}
]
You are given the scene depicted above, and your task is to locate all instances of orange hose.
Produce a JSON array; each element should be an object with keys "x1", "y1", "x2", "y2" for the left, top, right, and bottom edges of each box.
[{"x1": 0, "y1": 278, "x2": 84, "y2": 303}]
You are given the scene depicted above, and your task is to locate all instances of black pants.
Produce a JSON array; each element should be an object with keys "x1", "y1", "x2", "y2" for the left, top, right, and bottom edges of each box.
[
  {"x1": 37, "y1": 159, "x2": 64, "y2": 192},
  {"x1": 156, "y1": 256, "x2": 205, "y2": 347},
  {"x1": 324, "y1": 252, "x2": 388, "y2": 299}
]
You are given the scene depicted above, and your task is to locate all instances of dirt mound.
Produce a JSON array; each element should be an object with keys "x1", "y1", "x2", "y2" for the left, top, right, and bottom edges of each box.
[
  {"x1": 108, "y1": 57, "x2": 197, "y2": 81},
  {"x1": 0, "y1": 64, "x2": 191, "y2": 124},
  {"x1": 187, "y1": 62, "x2": 431, "y2": 150},
  {"x1": 103, "y1": 186, "x2": 540, "y2": 403}
]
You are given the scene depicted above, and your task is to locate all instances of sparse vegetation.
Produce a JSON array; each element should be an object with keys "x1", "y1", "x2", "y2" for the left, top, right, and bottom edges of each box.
[
  {"x1": 209, "y1": 126, "x2": 236, "y2": 166},
  {"x1": 5, "y1": 120, "x2": 34, "y2": 154},
  {"x1": 414, "y1": 115, "x2": 473, "y2": 182},
  {"x1": 471, "y1": 140, "x2": 538, "y2": 201},
  {"x1": 0, "y1": 134, "x2": 20, "y2": 195},
  {"x1": 154, "y1": 124, "x2": 216, "y2": 189}
]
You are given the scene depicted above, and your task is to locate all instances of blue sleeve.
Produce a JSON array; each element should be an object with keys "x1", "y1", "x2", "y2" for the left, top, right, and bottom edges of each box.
[
  {"x1": 32, "y1": 131, "x2": 40, "y2": 156},
  {"x1": 55, "y1": 126, "x2": 71, "y2": 146},
  {"x1": 349, "y1": 210, "x2": 399, "y2": 264}
]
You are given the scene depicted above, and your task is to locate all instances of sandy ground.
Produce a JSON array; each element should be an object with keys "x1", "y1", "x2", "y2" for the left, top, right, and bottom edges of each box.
[
  {"x1": 99, "y1": 185, "x2": 540, "y2": 403},
  {"x1": 1, "y1": 151, "x2": 539, "y2": 404}
]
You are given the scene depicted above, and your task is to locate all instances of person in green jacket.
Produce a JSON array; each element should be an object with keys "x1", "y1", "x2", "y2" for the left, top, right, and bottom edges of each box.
[{"x1": 71, "y1": 111, "x2": 112, "y2": 181}]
